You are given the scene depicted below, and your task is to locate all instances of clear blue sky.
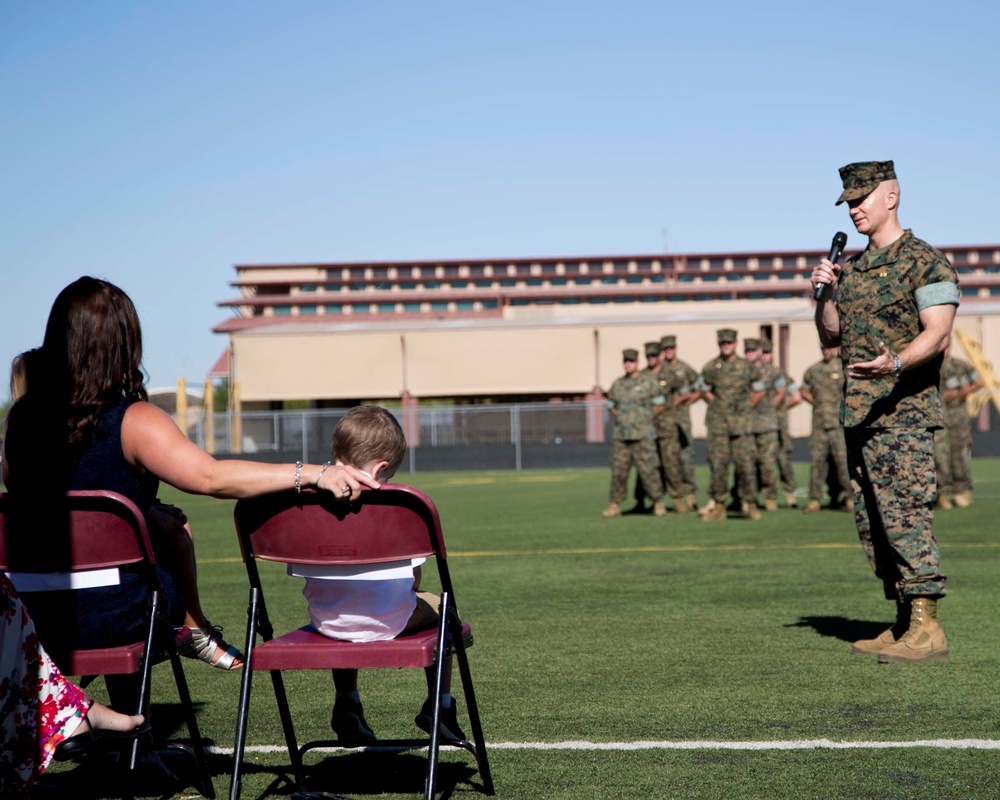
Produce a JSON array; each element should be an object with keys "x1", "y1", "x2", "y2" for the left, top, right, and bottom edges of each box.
[{"x1": 2, "y1": 1, "x2": 997, "y2": 391}]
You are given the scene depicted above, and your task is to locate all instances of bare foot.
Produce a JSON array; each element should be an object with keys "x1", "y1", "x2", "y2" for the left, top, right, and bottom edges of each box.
[{"x1": 70, "y1": 701, "x2": 145, "y2": 737}]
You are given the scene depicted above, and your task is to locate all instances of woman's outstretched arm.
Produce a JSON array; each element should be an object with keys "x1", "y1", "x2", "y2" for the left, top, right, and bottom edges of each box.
[{"x1": 121, "y1": 402, "x2": 379, "y2": 500}]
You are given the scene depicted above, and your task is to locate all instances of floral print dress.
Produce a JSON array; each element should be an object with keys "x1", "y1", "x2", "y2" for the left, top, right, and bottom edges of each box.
[{"x1": 1, "y1": 572, "x2": 91, "y2": 798}]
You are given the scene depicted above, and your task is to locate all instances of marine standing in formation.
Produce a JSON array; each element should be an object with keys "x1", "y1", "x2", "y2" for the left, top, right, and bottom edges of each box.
[
  {"x1": 934, "y1": 345, "x2": 982, "y2": 509},
  {"x1": 656, "y1": 342, "x2": 692, "y2": 514},
  {"x1": 762, "y1": 339, "x2": 800, "y2": 508},
  {"x1": 658, "y1": 335, "x2": 700, "y2": 509},
  {"x1": 697, "y1": 329, "x2": 763, "y2": 521},
  {"x1": 811, "y1": 159, "x2": 958, "y2": 663},
  {"x1": 630, "y1": 342, "x2": 668, "y2": 513},
  {"x1": 800, "y1": 346, "x2": 852, "y2": 514},
  {"x1": 602, "y1": 348, "x2": 667, "y2": 518},
  {"x1": 744, "y1": 337, "x2": 786, "y2": 511}
]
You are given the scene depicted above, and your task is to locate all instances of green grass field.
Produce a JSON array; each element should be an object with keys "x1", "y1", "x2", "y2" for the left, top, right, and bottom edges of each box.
[{"x1": 39, "y1": 461, "x2": 1000, "y2": 800}]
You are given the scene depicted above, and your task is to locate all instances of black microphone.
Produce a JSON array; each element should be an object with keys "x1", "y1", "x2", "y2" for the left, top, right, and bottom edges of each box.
[{"x1": 814, "y1": 231, "x2": 848, "y2": 300}]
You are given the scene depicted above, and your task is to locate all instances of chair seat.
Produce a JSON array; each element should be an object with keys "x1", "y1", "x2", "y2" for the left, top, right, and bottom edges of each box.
[
  {"x1": 64, "y1": 641, "x2": 148, "y2": 676},
  {"x1": 250, "y1": 622, "x2": 473, "y2": 671},
  {"x1": 60, "y1": 626, "x2": 194, "y2": 677}
]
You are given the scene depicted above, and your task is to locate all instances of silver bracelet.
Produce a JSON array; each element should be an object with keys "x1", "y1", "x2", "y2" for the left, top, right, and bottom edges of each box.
[
  {"x1": 294, "y1": 461, "x2": 303, "y2": 493},
  {"x1": 892, "y1": 354, "x2": 902, "y2": 375},
  {"x1": 317, "y1": 461, "x2": 331, "y2": 483}
]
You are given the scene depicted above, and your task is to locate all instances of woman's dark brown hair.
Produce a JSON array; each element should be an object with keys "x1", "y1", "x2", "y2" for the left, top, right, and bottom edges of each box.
[{"x1": 40, "y1": 277, "x2": 148, "y2": 449}]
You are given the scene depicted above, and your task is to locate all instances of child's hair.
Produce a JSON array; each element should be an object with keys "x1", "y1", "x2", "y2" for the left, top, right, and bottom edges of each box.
[
  {"x1": 9, "y1": 348, "x2": 42, "y2": 404},
  {"x1": 331, "y1": 406, "x2": 406, "y2": 473}
]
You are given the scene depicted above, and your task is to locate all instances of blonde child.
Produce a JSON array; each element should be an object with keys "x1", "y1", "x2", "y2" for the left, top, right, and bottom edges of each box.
[{"x1": 289, "y1": 406, "x2": 465, "y2": 744}]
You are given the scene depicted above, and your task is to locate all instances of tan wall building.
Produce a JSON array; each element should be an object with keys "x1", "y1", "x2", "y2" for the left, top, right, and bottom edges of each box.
[{"x1": 214, "y1": 245, "x2": 1000, "y2": 439}]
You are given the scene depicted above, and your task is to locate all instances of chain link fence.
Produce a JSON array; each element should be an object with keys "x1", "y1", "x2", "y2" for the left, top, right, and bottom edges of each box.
[{"x1": 182, "y1": 402, "x2": 614, "y2": 473}]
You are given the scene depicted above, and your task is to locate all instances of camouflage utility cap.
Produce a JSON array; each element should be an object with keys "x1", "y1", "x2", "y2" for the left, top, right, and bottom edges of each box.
[
  {"x1": 836, "y1": 160, "x2": 896, "y2": 206},
  {"x1": 623, "y1": 348, "x2": 639, "y2": 362},
  {"x1": 761, "y1": 339, "x2": 773, "y2": 354},
  {"x1": 645, "y1": 341, "x2": 661, "y2": 357},
  {"x1": 660, "y1": 335, "x2": 677, "y2": 349},
  {"x1": 744, "y1": 337, "x2": 762, "y2": 351},
  {"x1": 717, "y1": 329, "x2": 737, "y2": 343}
]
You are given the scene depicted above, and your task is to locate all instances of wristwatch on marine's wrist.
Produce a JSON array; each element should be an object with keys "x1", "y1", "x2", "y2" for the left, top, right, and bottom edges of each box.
[{"x1": 891, "y1": 353, "x2": 902, "y2": 376}]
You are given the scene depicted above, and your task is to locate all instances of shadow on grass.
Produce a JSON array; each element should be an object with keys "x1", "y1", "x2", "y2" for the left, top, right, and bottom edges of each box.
[
  {"x1": 300, "y1": 750, "x2": 479, "y2": 799},
  {"x1": 786, "y1": 615, "x2": 891, "y2": 643},
  {"x1": 32, "y1": 700, "x2": 486, "y2": 800},
  {"x1": 30, "y1": 746, "x2": 217, "y2": 800},
  {"x1": 31, "y1": 701, "x2": 225, "y2": 800}
]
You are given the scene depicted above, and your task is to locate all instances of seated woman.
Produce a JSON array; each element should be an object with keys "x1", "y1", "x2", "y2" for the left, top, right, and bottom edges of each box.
[
  {"x1": 8, "y1": 349, "x2": 237, "y2": 669},
  {"x1": 2, "y1": 277, "x2": 379, "y2": 682},
  {"x1": 1, "y1": 573, "x2": 146, "y2": 800}
]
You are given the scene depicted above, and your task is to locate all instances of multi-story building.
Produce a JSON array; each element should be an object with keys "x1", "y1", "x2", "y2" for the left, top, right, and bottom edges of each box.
[{"x1": 213, "y1": 244, "x2": 1000, "y2": 440}]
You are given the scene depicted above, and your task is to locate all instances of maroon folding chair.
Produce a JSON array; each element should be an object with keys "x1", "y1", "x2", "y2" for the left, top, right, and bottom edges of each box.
[
  {"x1": 0, "y1": 490, "x2": 214, "y2": 799},
  {"x1": 229, "y1": 484, "x2": 493, "y2": 800}
]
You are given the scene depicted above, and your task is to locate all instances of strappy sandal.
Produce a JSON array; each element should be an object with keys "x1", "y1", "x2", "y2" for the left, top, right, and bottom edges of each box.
[{"x1": 180, "y1": 621, "x2": 244, "y2": 670}]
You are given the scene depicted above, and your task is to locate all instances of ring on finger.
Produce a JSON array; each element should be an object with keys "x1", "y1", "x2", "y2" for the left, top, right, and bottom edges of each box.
[{"x1": 341, "y1": 486, "x2": 351, "y2": 496}]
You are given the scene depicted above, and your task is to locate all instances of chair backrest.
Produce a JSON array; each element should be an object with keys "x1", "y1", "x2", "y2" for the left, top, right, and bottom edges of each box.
[
  {"x1": 0, "y1": 490, "x2": 154, "y2": 576},
  {"x1": 234, "y1": 484, "x2": 448, "y2": 569}
]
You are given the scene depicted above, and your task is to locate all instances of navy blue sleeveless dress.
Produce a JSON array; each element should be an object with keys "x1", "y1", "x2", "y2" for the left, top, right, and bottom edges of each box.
[{"x1": 7, "y1": 397, "x2": 183, "y2": 648}]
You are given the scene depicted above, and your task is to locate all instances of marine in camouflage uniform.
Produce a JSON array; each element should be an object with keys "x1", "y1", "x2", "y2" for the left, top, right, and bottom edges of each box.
[
  {"x1": 934, "y1": 351, "x2": 981, "y2": 508},
  {"x1": 652, "y1": 337, "x2": 695, "y2": 512},
  {"x1": 603, "y1": 348, "x2": 666, "y2": 518},
  {"x1": 763, "y1": 340, "x2": 800, "y2": 507},
  {"x1": 745, "y1": 338, "x2": 786, "y2": 510},
  {"x1": 631, "y1": 342, "x2": 667, "y2": 513},
  {"x1": 812, "y1": 160, "x2": 959, "y2": 663},
  {"x1": 659, "y1": 334, "x2": 700, "y2": 506},
  {"x1": 800, "y1": 346, "x2": 851, "y2": 512},
  {"x1": 697, "y1": 329, "x2": 763, "y2": 521}
]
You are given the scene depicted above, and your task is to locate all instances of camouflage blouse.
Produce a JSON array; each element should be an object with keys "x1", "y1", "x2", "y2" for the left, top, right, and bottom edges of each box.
[
  {"x1": 940, "y1": 356, "x2": 977, "y2": 426},
  {"x1": 657, "y1": 359, "x2": 699, "y2": 431},
  {"x1": 749, "y1": 362, "x2": 786, "y2": 434},
  {"x1": 802, "y1": 357, "x2": 845, "y2": 431},
  {"x1": 699, "y1": 355, "x2": 762, "y2": 436},
  {"x1": 836, "y1": 229, "x2": 958, "y2": 428},
  {"x1": 607, "y1": 371, "x2": 665, "y2": 441}
]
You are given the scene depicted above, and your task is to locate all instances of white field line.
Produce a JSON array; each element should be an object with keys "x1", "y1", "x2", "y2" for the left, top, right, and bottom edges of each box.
[{"x1": 214, "y1": 738, "x2": 1000, "y2": 755}]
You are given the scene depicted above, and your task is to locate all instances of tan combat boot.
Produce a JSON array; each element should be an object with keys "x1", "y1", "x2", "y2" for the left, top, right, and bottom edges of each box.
[
  {"x1": 844, "y1": 497, "x2": 855, "y2": 512},
  {"x1": 653, "y1": 501, "x2": 667, "y2": 517},
  {"x1": 785, "y1": 492, "x2": 799, "y2": 509},
  {"x1": 702, "y1": 503, "x2": 727, "y2": 521},
  {"x1": 877, "y1": 597, "x2": 949, "y2": 663},
  {"x1": 935, "y1": 494, "x2": 953, "y2": 511},
  {"x1": 673, "y1": 497, "x2": 690, "y2": 514},
  {"x1": 852, "y1": 600, "x2": 910, "y2": 656},
  {"x1": 764, "y1": 498, "x2": 778, "y2": 512},
  {"x1": 601, "y1": 503, "x2": 622, "y2": 518},
  {"x1": 953, "y1": 491, "x2": 973, "y2": 508},
  {"x1": 802, "y1": 499, "x2": 821, "y2": 514},
  {"x1": 698, "y1": 499, "x2": 717, "y2": 518},
  {"x1": 687, "y1": 492, "x2": 697, "y2": 508},
  {"x1": 742, "y1": 501, "x2": 762, "y2": 521}
]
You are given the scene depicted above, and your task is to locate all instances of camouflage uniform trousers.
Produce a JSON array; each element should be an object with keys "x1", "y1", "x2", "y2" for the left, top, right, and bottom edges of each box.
[
  {"x1": 777, "y1": 423, "x2": 797, "y2": 495},
  {"x1": 808, "y1": 426, "x2": 850, "y2": 502},
  {"x1": 679, "y1": 423, "x2": 698, "y2": 497},
  {"x1": 933, "y1": 427, "x2": 953, "y2": 497},
  {"x1": 706, "y1": 428, "x2": 756, "y2": 504},
  {"x1": 845, "y1": 427, "x2": 947, "y2": 600},
  {"x1": 946, "y1": 417, "x2": 973, "y2": 494},
  {"x1": 609, "y1": 439, "x2": 664, "y2": 504},
  {"x1": 749, "y1": 431, "x2": 780, "y2": 501},
  {"x1": 657, "y1": 428, "x2": 687, "y2": 499}
]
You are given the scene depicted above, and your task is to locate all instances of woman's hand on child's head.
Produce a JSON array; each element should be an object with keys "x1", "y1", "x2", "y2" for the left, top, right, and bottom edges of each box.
[{"x1": 316, "y1": 463, "x2": 380, "y2": 502}]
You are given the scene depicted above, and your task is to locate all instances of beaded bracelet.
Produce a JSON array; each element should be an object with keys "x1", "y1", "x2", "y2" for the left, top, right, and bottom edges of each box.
[{"x1": 294, "y1": 461, "x2": 303, "y2": 493}]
